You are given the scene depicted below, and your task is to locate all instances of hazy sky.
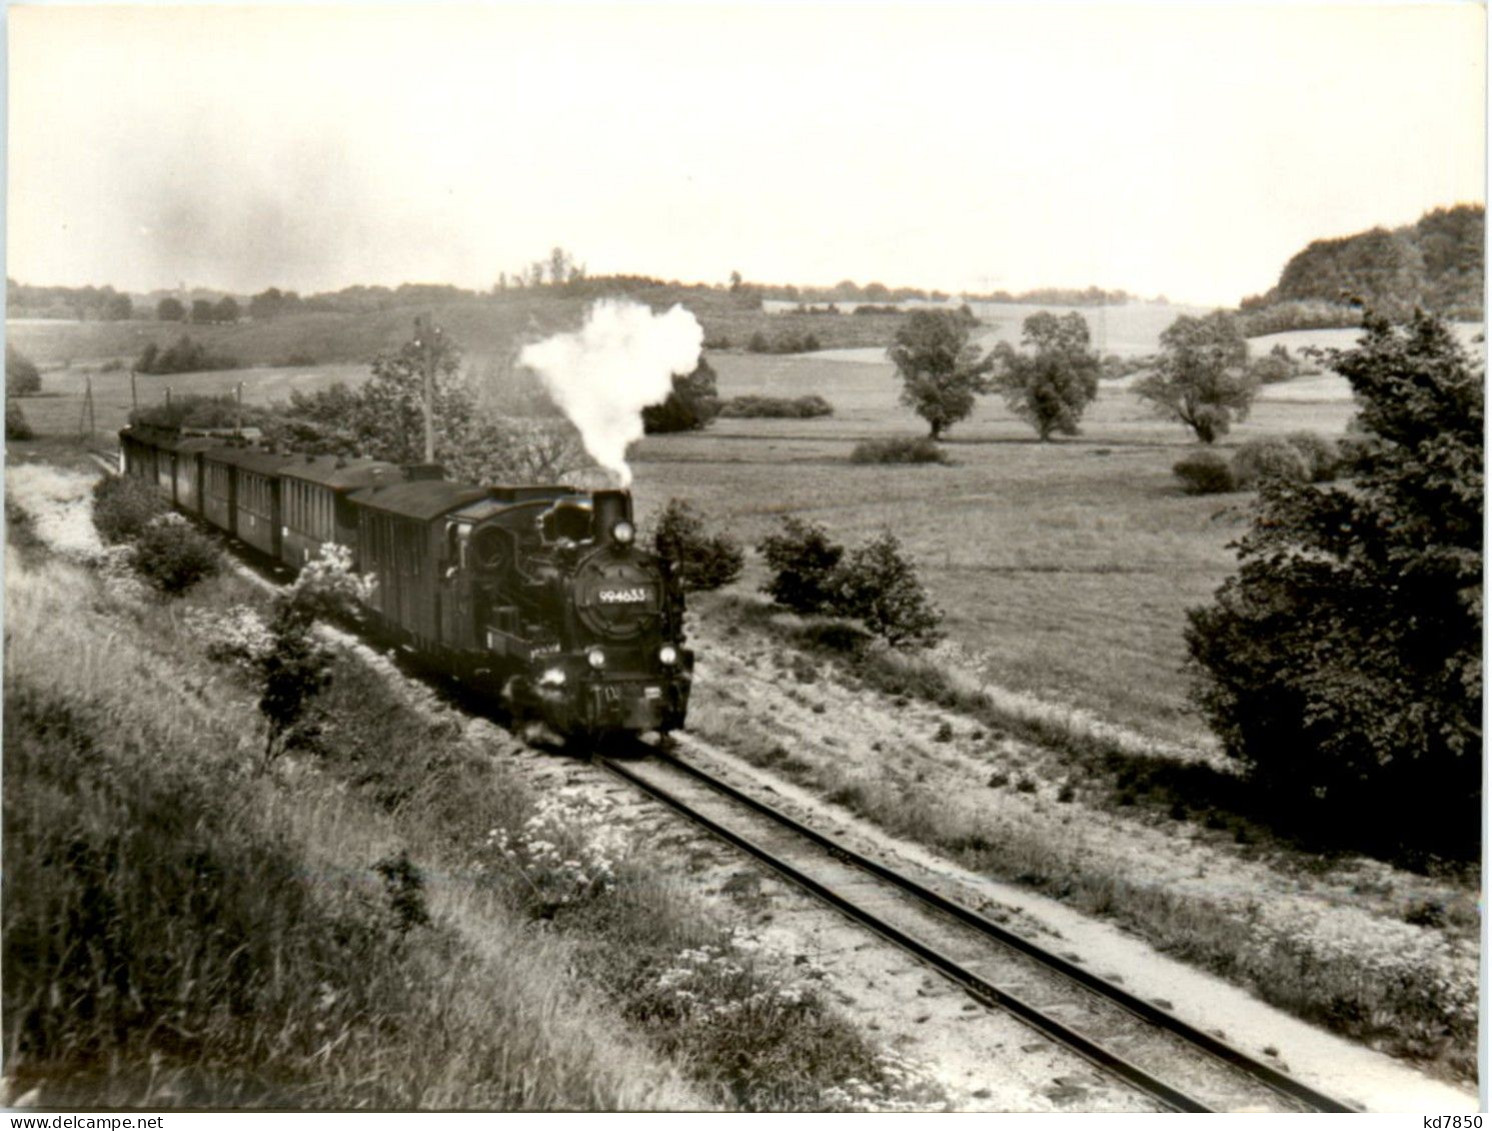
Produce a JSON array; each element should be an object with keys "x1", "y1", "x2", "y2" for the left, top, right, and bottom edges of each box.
[{"x1": 8, "y1": 3, "x2": 1485, "y2": 306}]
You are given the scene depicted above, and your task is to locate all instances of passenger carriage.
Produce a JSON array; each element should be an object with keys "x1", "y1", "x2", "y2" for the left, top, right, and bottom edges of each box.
[{"x1": 277, "y1": 454, "x2": 402, "y2": 570}]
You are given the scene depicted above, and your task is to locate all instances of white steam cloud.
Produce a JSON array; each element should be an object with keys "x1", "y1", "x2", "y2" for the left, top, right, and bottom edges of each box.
[{"x1": 519, "y1": 299, "x2": 703, "y2": 487}]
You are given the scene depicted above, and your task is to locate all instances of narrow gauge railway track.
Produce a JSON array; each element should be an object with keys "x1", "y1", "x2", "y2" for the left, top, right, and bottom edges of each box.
[{"x1": 600, "y1": 745, "x2": 1356, "y2": 1114}]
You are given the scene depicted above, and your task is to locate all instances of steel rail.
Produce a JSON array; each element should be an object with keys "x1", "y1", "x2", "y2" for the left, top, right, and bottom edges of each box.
[
  {"x1": 618, "y1": 744, "x2": 1355, "y2": 1113},
  {"x1": 600, "y1": 754, "x2": 1214, "y2": 1113}
]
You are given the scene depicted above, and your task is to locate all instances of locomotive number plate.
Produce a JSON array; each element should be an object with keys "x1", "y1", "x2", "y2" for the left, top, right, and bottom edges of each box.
[
  {"x1": 598, "y1": 587, "x2": 650, "y2": 604},
  {"x1": 644, "y1": 686, "x2": 662, "y2": 700}
]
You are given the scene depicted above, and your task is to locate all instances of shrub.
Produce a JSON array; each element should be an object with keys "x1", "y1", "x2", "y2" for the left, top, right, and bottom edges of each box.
[
  {"x1": 256, "y1": 605, "x2": 334, "y2": 763},
  {"x1": 652, "y1": 498, "x2": 743, "y2": 592},
  {"x1": 135, "y1": 334, "x2": 240, "y2": 375},
  {"x1": 1284, "y1": 430, "x2": 1340, "y2": 482},
  {"x1": 757, "y1": 516, "x2": 846, "y2": 615},
  {"x1": 759, "y1": 519, "x2": 941, "y2": 648},
  {"x1": 92, "y1": 474, "x2": 168, "y2": 543},
  {"x1": 6, "y1": 343, "x2": 41, "y2": 395},
  {"x1": 744, "y1": 331, "x2": 821, "y2": 354},
  {"x1": 1230, "y1": 437, "x2": 1311, "y2": 489},
  {"x1": 850, "y1": 437, "x2": 949, "y2": 465},
  {"x1": 642, "y1": 357, "x2": 721, "y2": 434},
  {"x1": 718, "y1": 394, "x2": 834, "y2": 419},
  {"x1": 131, "y1": 515, "x2": 220, "y2": 595},
  {"x1": 6, "y1": 401, "x2": 34, "y2": 440},
  {"x1": 129, "y1": 393, "x2": 251, "y2": 431},
  {"x1": 1172, "y1": 450, "x2": 1236, "y2": 495},
  {"x1": 832, "y1": 531, "x2": 943, "y2": 649}
]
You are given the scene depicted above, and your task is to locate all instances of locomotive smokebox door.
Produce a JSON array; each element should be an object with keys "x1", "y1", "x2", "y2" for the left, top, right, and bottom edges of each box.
[{"x1": 593, "y1": 490, "x2": 633, "y2": 545}]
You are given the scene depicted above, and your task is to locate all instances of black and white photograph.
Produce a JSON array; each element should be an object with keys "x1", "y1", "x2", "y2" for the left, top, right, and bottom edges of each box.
[{"x1": 3, "y1": 1, "x2": 1484, "y2": 1115}]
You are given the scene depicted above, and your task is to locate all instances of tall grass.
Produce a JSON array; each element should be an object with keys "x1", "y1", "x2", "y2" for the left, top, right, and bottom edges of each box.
[{"x1": 2, "y1": 545, "x2": 699, "y2": 1109}]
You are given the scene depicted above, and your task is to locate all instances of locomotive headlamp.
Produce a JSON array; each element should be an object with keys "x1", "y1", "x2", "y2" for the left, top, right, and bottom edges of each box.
[
  {"x1": 659, "y1": 645, "x2": 678, "y2": 666},
  {"x1": 587, "y1": 647, "x2": 607, "y2": 669},
  {"x1": 612, "y1": 520, "x2": 635, "y2": 545}
]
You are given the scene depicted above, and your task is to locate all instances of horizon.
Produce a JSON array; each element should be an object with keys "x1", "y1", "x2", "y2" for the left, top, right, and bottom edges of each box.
[{"x1": 9, "y1": 5, "x2": 1484, "y2": 309}]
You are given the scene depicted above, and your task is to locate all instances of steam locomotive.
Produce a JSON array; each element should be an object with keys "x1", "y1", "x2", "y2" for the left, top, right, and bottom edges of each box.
[{"x1": 118, "y1": 426, "x2": 694, "y2": 738}]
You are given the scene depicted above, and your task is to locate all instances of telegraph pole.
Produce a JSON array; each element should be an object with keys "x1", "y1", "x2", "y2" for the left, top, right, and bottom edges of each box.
[
  {"x1": 413, "y1": 314, "x2": 439, "y2": 464},
  {"x1": 78, "y1": 374, "x2": 96, "y2": 440}
]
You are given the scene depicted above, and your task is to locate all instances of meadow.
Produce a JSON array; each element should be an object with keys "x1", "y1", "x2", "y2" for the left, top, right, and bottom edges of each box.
[{"x1": 630, "y1": 340, "x2": 1363, "y2": 749}]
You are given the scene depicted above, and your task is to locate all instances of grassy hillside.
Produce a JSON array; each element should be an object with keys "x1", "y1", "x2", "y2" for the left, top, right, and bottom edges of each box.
[
  {"x1": 4, "y1": 466, "x2": 943, "y2": 1110},
  {"x1": 7, "y1": 285, "x2": 907, "y2": 373}
]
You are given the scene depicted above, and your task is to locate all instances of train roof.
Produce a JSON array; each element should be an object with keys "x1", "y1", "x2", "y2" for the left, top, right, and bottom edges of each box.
[
  {"x1": 348, "y1": 480, "x2": 490, "y2": 521},
  {"x1": 446, "y1": 486, "x2": 575, "y2": 523},
  {"x1": 277, "y1": 454, "x2": 403, "y2": 490},
  {"x1": 447, "y1": 491, "x2": 577, "y2": 525},
  {"x1": 162, "y1": 436, "x2": 221, "y2": 454},
  {"x1": 201, "y1": 447, "x2": 296, "y2": 476}
]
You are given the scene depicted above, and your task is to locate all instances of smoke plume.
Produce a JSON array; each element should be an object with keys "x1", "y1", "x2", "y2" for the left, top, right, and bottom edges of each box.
[{"x1": 519, "y1": 299, "x2": 703, "y2": 487}]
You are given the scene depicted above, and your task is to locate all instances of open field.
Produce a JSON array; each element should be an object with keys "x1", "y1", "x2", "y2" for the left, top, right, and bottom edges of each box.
[{"x1": 630, "y1": 349, "x2": 1362, "y2": 748}]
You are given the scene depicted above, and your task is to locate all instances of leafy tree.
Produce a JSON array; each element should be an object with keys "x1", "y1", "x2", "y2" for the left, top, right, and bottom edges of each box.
[
  {"x1": 652, "y1": 498, "x2": 744, "y2": 592},
  {"x1": 547, "y1": 246, "x2": 583, "y2": 286},
  {"x1": 156, "y1": 296, "x2": 186, "y2": 322},
  {"x1": 1185, "y1": 311, "x2": 1482, "y2": 858},
  {"x1": 264, "y1": 328, "x2": 592, "y2": 483},
  {"x1": 443, "y1": 416, "x2": 590, "y2": 485},
  {"x1": 1133, "y1": 311, "x2": 1256, "y2": 442},
  {"x1": 103, "y1": 293, "x2": 134, "y2": 321},
  {"x1": 757, "y1": 516, "x2": 845, "y2": 615},
  {"x1": 992, "y1": 311, "x2": 1101, "y2": 440},
  {"x1": 190, "y1": 299, "x2": 215, "y2": 324},
  {"x1": 214, "y1": 296, "x2": 241, "y2": 324},
  {"x1": 833, "y1": 531, "x2": 943, "y2": 649},
  {"x1": 249, "y1": 287, "x2": 284, "y2": 320},
  {"x1": 6, "y1": 344, "x2": 41, "y2": 396},
  {"x1": 353, "y1": 329, "x2": 470, "y2": 464},
  {"x1": 642, "y1": 356, "x2": 720, "y2": 434},
  {"x1": 886, "y1": 309, "x2": 993, "y2": 439}
]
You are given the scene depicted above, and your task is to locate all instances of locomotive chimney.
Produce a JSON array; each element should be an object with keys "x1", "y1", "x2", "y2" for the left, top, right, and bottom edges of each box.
[{"x1": 593, "y1": 489, "x2": 632, "y2": 544}]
